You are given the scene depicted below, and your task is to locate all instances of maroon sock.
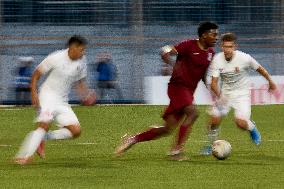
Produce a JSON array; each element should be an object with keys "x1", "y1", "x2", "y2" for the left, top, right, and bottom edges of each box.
[
  {"x1": 176, "y1": 124, "x2": 191, "y2": 147},
  {"x1": 135, "y1": 127, "x2": 166, "y2": 142}
]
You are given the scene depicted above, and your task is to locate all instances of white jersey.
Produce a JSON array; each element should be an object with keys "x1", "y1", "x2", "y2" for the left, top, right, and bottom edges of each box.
[
  {"x1": 37, "y1": 49, "x2": 87, "y2": 102},
  {"x1": 211, "y1": 50, "x2": 260, "y2": 96}
]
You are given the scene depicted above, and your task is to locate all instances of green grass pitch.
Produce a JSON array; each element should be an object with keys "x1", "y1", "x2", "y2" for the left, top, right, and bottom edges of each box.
[{"x1": 0, "y1": 105, "x2": 283, "y2": 189}]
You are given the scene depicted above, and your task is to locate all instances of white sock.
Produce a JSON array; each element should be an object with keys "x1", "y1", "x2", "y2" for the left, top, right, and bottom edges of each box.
[
  {"x1": 208, "y1": 127, "x2": 220, "y2": 144},
  {"x1": 45, "y1": 128, "x2": 73, "y2": 140},
  {"x1": 247, "y1": 120, "x2": 256, "y2": 131},
  {"x1": 16, "y1": 128, "x2": 46, "y2": 159}
]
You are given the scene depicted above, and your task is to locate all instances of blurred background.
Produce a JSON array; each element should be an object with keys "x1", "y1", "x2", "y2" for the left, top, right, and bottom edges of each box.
[{"x1": 0, "y1": 0, "x2": 284, "y2": 105}]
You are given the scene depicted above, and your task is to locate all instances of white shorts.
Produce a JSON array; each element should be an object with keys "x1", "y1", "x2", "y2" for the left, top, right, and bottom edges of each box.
[
  {"x1": 36, "y1": 92, "x2": 80, "y2": 127},
  {"x1": 209, "y1": 94, "x2": 251, "y2": 120}
]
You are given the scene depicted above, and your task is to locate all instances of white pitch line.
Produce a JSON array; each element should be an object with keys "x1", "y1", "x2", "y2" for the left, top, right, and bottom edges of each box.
[
  {"x1": 1, "y1": 108, "x2": 23, "y2": 111},
  {"x1": 0, "y1": 144, "x2": 11, "y2": 147},
  {"x1": 77, "y1": 142, "x2": 97, "y2": 145},
  {"x1": 267, "y1": 140, "x2": 284, "y2": 142},
  {"x1": 49, "y1": 142, "x2": 97, "y2": 146}
]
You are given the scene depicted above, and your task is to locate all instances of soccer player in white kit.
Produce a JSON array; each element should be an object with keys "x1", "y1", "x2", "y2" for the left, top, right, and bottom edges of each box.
[
  {"x1": 201, "y1": 33, "x2": 277, "y2": 155},
  {"x1": 14, "y1": 35, "x2": 95, "y2": 164}
]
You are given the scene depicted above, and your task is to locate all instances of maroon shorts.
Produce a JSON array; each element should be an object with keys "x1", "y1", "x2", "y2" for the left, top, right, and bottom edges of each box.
[{"x1": 162, "y1": 85, "x2": 194, "y2": 121}]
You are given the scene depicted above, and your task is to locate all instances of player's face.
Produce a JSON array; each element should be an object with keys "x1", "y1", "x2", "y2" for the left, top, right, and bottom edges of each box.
[
  {"x1": 221, "y1": 41, "x2": 236, "y2": 61},
  {"x1": 203, "y1": 29, "x2": 219, "y2": 47},
  {"x1": 68, "y1": 44, "x2": 86, "y2": 60}
]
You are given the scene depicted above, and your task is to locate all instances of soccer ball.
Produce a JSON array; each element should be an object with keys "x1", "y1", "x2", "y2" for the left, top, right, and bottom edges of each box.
[{"x1": 212, "y1": 140, "x2": 232, "y2": 160}]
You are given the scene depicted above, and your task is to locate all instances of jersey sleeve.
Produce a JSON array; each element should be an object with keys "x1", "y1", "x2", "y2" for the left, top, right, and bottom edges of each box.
[
  {"x1": 248, "y1": 54, "x2": 260, "y2": 70},
  {"x1": 211, "y1": 56, "x2": 220, "y2": 77},
  {"x1": 36, "y1": 54, "x2": 55, "y2": 74},
  {"x1": 174, "y1": 40, "x2": 191, "y2": 56}
]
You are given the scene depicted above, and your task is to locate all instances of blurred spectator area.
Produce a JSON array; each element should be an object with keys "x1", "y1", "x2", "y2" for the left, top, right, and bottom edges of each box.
[{"x1": 0, "y1": 0, "x2": 284, "y2": 103}]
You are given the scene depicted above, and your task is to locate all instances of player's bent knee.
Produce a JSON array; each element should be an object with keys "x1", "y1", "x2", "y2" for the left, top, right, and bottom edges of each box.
[
  {"x1": 166, "y1": 127, "x2": 175, "y2": 135},
  {"x1": 193, "y1": 110, "x2": 199, "y2": 120},
  {"x1": 184, "y1": 106, "x2": 199, "y2": 120},
  {"x1": 66, "y1": 125, "x2": 81, "y2": 138},
  {"x1": 187, "y1": 110, "x2": 199, "y2": 122},
  {"x1": 73, "y1": 130, "x2": 81, "y2": 138},
  {"x1": 154, "y1": 125, "x2": 173, "y2": 136},
  {"x1": 234, "y1": 119, "x2": 248, "y2": 130},
  {"x1": 37, "y1": 122, "x2": 50, "y2": 131},
  {"x1": 159, "y1": 126, "x2": 172, "y2": 135},
  {"x1": 211, "y1": 116, "x2": 222, "y2": 127},
  {"x1": 72, "y1": 128, "x2": 81, "y2": 138}
]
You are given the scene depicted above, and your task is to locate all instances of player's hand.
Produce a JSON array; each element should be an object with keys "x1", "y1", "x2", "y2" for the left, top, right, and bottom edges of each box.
[
  {"x1": 81, "y1": 89, "x2": 96, "y2": 106},
  {"x1": 216, "y1": 95, "x2": 228, "y2": 107},
  {"x1": 268, "y1": 81, "x2": 277, "y2": 93}
]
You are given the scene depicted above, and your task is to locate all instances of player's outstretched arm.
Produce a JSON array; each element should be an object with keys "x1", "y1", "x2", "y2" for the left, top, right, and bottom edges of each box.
[
  {"x1": 160, "y1": 45, "x2": 177, "y2": 65},
  {"x1": 30, "y1": 69, "x2": 42, "y2": 108},
  {"x1": 256, "y1": 66, "x2": 277, "y2": 92}
]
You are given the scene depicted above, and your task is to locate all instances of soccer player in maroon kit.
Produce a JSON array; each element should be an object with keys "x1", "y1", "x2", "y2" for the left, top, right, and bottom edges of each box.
[{"x1": 115, "y1": 22, "x2": 219, "y2": 160}]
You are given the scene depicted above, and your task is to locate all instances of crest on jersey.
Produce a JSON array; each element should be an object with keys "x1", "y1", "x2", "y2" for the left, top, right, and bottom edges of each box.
[{"x1": 207, "y1": 53, "x2": 213, "y2": 61}]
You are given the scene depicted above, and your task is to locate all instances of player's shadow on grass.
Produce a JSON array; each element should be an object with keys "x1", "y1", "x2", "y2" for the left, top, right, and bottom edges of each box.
[
  {"x1": 38, "y1": 156, "x2": 123, "y2": 169},
  {"x1": 3, "y1": 159, "x2": 89, "y2": 169},
  {"x1": 111, "y1": 154, "x2": 280, "y2": 166},
  {"x1": 2, "y1": 155, "x2": 117, "y2": 169},
  {"x1": 190, "y1": 154, "x2": 283, "y2": 166}
]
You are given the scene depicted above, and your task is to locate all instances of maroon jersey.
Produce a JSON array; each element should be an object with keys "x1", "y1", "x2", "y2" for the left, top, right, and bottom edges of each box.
[{"x1": 169, "y1": 39, "x2": 214, "y2": 91}]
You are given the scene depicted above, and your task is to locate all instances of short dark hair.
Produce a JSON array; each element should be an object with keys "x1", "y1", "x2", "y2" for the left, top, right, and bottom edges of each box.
[
  {"x1": 68, "y1": 35, "x2": 87, "y2": 46},
  {"x1": 221, "y1": 32, "x2": 237, "y2": 42},
  {"x1": 198, "y1": 22, "x2": 218, "y2": 37}
]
